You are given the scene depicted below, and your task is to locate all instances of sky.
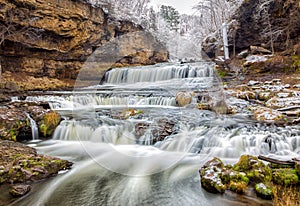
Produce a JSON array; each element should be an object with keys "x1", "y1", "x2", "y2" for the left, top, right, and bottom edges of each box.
[{"x1": 150, "y1": 0, "x2": 200, "y2": 14}]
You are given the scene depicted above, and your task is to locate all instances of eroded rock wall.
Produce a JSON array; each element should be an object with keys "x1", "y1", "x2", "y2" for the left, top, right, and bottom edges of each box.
[{"x1": 0, "y1": 0, "x2": 168, "y2": 83}]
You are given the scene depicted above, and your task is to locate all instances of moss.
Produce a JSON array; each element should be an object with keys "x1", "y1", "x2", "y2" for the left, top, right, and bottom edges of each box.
[
  {"x1": 234, "y1": 155, "x2": 272, "y2": 183},
  {"x1": 229, "y1": 181, "x2": 248, "y2": 194},
  {"x1": 217, "y1": 69, "x2": 227, "y2": 78},
  {"x1": 7, "y1": 129, "x2": 17, "y2": 141},
  {"x1": 255, "y1": 183, "x2": 273, "y2": 200},
  {"x1": 39, "y1": 111, "x2": 60, "y2": 137},
  {"x1": 200, "y1": 157, "x2": 226, "y2": 193},
  {"x1": 272, "y1": 169, "x2": 299, "y2": 186}
]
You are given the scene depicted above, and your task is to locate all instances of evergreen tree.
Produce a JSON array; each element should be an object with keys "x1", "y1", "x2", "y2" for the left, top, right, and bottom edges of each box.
[{"x1": 159, "y1": 5, "x2": 180, "y2": 31}]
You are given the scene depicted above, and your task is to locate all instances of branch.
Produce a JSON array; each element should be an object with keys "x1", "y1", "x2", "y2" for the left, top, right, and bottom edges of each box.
[{"x1": 258, "y1": 155, "x2": 298, "y2": 166}]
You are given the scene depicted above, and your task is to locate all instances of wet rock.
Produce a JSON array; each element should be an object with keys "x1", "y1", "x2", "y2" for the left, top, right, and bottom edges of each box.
[
  {"x1": 199, "y1": 157, "x2": 226, "y2": 193},
  {"x1": 197, "y1": 102, "x2": 210, "y2": 110},
  {"x1": 233, "y1": 155, "x2": 272, "y2": 183},
  {"x1": 0, "y1": 140, "x2": 73, "y2": 184},
  {"x1": 228, "y1": 181, "x2": 248, "y2": 194},
  {"x1": 135, "y1": 123, "x2": 149, "y2": 139},
  {"x1": 0, "y1": 108, "x2": 29, "y2": 141},
  {"x1": 200, "y1": 156, "x2": 300, "y2": 200},
  {"x1": 39, "y1": 111, "x2": 61, "y2": 138},
  {"x1": 0, "y1": 104, "x2": 60, "y2": 141},
  {"x1": 272, "y1": 169, "x2": 299, "y2": 186},
  {"x1": 227, "y1": 171, "x2": 249, "y2": 194},
  {"x1": 151, "y1": 119, "x2": 175, "y2": 143},
  {"x1": 251, "y1": 106, "x2": 285, "y2": 122},
  {"x1": 235, "y1": 85, "x2": 252, "y2": 92},
  {"x1": 135, "y1": 119, "x2": 175, "y2": 144},
  {"x1": 9, "y1": 184, "x2": 31, "y2": 197},
  {"x1": 176, "y1": 92, "x2": 192, "y2": 107},
  {"x1": 254, "y1": 183, "x2": 273, "y2": 200}
]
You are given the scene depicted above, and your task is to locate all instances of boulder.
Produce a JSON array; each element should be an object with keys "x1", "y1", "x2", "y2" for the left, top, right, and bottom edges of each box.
[
  {"x1": 0, "y1": 140, "x2": 72, "y2": 184},
  {"x1": 9, "y1": 184, "x2": 31, "y2": 197},
  {"x1": 176, "y1": 92, "x2": 192, "y2": 107},
  {"x1": 199, "y1": 157, "x2": 226, "y2": 193},
  {"x1": 233, "y1": 155, "x2": 272, "y2": 183}
]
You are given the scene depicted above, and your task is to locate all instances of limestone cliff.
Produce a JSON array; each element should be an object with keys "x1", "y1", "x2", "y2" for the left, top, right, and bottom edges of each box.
[
  {"x1": 202, "y1": 0, "x2": 300, "y2": 58},
  {"x1": 0, "y1": 0, "x2": 168, "y2": 90}
]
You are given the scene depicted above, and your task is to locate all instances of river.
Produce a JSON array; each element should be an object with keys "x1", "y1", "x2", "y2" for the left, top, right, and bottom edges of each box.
[{"x1": 11, "y1": 62, "x2": 299, "y2": 206}]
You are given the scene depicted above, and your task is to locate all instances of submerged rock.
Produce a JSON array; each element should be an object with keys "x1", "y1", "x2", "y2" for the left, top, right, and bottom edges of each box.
[{"x1": 9, "y1": 184, "x2": 31, "y2": 197}]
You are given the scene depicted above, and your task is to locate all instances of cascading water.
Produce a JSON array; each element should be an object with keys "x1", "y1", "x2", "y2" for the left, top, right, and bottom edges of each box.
[
  {"x1": 104, "y1": 62, "x2": 215, "y2": 84},
  {"x1": 24, "y1": 112, "x2": 39, "y2": 140},
  {"x1": 13, "y1": 62, "x2": 299, "y2": 206}
]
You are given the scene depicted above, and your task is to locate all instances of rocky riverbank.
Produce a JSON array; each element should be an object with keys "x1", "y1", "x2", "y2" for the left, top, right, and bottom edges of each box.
[
  {"x1": 200, "y1": 155, "x2": 300, "y2": 205},
  {"x1": 0, "y1": 140, "x2": 72, "y2": 202},
  {"x1": 0, "y1": 101, "x2": 61, "y2": 141}
]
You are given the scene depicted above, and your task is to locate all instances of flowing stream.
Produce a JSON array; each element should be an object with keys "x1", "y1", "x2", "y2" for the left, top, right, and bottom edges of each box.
[
  {"x1": 24, "y1": 112, "x2": 39, "y2": 141},
  {"x1": 12, "y1": 62, "x2": 300, "y2": 206}
]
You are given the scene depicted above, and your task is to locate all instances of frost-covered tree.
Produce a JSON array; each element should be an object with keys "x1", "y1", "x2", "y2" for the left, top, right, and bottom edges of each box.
[
  {"x1": 87, "y1": 0, "x2": 151, "y2": 26},
  {"x1": 193, "y1": 0, "x2": 242, "y2": 34}
]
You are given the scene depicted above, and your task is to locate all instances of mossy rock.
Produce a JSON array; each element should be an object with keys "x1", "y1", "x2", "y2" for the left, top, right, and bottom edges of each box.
[
  {"x1": 39, "y1": 111, "x2": 61, "y2": 137},
  {"x1": 272, "y1": 169, "x2": 299, "y2": 186},
  {"x1": 229, "y1": 180, "x2": 248, "y2": 194},
  {"x1": 233, "y1": 155, "x2": 272, "y2": 183},
  {"x1": 9, "y1": 184, "x2": 31, "y2": 197},
  {"x1": 226, "y1": 171, "x2": 249, "y2": 194},
  {"x1": 200, "y1": 157, "x2": 226, "y2": 193},
  {"x1": 255, "y1": 183, "x2": 273, "y2": 200}
]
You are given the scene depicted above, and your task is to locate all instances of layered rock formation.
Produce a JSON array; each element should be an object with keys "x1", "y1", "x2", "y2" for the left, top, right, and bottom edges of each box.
[
  {"x1": 0, "y1": 0, "x2": 168, "y2": 90},
  {"x1": 202, "y1": 0, "x2": 300, "y2": 58}
]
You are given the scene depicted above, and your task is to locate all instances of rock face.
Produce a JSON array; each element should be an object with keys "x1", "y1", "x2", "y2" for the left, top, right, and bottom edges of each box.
[
  {"x1": 202, "y1": 0, "x2": 300, "y2": 57},
  {"x1": 0, "y1": 0, "x2": 168, "y2": 90}
]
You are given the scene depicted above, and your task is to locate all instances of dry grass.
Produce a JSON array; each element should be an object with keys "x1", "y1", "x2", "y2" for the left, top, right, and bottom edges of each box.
[{"x1": 272, "y1": 185, "x2": 300, "y2": 206}]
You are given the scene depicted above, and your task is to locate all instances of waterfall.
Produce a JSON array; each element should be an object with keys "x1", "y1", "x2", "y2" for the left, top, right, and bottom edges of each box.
[
  {"x1": 11, "y1": 62, "x2": 299, "y2": 206},
  {"x1": 104, "y1": 63, "x2": 215, "y2": 84},
  {"x1": 25, "y1": 112, "x2": 39, "y2": 140}
]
